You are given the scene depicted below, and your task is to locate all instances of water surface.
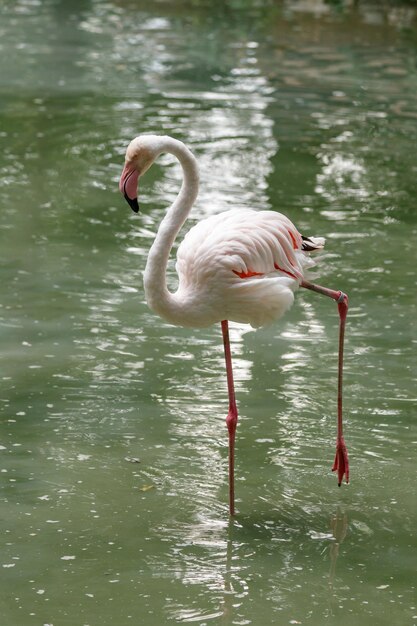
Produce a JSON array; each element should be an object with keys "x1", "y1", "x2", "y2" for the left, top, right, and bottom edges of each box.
[{"x1": 1, "y1": 1, "x2": 416, "y2": 625}]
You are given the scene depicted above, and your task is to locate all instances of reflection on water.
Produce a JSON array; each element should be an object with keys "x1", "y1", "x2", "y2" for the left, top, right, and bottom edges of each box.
[
  {"x1": 328, "y1": 508, "x2": 348, "y2": 593},
  {"x1": 1, "y1": 1, "x2": 417, "y2": 625},
  {"x1": 150, "y1": 506, "x2": 351, "y2": 624}
]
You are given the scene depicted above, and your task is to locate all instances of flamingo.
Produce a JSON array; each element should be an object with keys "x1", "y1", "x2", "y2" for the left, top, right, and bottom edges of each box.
[{"x1": 119, "y1": 134, "x2": 349, "y2": 515}]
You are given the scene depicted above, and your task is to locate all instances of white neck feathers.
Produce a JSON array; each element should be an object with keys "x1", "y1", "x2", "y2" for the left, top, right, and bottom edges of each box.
[{"x1": 143, "y1": 137, "x2": 199, "y2": 324}]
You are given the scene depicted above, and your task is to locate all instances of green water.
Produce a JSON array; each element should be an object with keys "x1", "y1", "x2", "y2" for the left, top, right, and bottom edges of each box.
[{"x1": 1, "y1": 1, "x2": 416, "y2": 624}]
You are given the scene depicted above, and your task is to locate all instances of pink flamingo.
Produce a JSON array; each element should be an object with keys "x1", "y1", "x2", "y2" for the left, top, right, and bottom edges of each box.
[{"x1": 119, "y1": 134, "x2": 349, "y2": 515}]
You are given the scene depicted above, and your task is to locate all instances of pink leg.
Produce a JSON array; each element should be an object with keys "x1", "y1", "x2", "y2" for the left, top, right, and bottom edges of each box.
[
  {"x1": 301, "y1": 280, "x2": 349, "y2": 486},
  {"x1": 221, "y1": 320, "x2": 238, "y2": 515}
]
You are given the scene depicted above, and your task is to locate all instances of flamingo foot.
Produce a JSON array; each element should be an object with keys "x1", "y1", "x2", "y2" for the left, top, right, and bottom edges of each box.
[{"x1": 332, "y1": 437, "x2": 349, "y2": 486}]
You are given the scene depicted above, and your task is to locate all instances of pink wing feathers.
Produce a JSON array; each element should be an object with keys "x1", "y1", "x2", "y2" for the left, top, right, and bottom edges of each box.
[
  {"x1": 177, "y1": 209, "x2": 301, "y2": 280},
  {"x1": 174, "y1": 209, "x2": 323, "y2": 328}
]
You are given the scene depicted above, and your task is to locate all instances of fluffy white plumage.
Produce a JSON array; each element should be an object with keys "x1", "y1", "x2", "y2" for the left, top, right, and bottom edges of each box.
[
  {"x1": 176, "y1": 208, "x2": 320, "y2": 327},
  {"x1": 119, "y1": 134, "x2": 324, "y2": 329}
]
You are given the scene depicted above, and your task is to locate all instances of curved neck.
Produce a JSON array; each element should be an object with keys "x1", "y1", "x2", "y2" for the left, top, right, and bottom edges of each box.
[{"x1": 143, "y1": 137, "x2": 199, "y2": 323}]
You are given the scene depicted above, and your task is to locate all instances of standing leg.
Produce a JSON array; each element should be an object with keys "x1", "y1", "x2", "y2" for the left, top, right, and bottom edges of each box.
[
  {"x1": 221, "y1": 320, "x2": 238, "y2": 515},
  {"x1": 301, "y1": 280, "x2": 349, "y2": 486}
]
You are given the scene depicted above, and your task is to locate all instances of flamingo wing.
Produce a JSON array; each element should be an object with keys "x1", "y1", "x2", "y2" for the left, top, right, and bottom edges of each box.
[{"x1": 175, "y1": 209, "x2": 324, "y2": 327}]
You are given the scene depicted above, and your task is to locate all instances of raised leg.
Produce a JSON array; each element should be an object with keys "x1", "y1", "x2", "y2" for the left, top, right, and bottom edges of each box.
[
  {"x1": 301, "y1": 280, "x2": 349, "y2": 486},
  {"x1": 221, "y1": 320, "x2": 238, "y2": 515}
]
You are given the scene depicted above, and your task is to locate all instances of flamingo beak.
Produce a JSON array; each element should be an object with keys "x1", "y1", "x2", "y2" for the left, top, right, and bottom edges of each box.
[{"x1": 119, "y1": 162, "x2": 140, "y2": 213}]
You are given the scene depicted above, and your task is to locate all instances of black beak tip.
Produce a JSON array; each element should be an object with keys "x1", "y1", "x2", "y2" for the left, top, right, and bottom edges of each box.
[{"x1": 124, "y1": 194, "x2": 140, "y2": 213}]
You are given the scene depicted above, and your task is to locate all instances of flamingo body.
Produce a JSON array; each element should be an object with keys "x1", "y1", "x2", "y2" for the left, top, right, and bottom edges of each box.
[
  {"x1": 119, "y1": 134, "x2": 349, "y2": 515},
  {"x1": 175, "y1": 208, "x2": 321, "y2": 328}
]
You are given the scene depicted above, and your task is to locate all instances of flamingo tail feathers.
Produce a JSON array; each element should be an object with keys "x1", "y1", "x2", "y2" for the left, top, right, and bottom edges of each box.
[{"x1": 301, "y1": 235, "x2": 325, "y2": 252}]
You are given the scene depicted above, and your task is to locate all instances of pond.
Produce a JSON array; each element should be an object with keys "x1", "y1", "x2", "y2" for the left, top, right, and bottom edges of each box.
[{"x1": 0, "y1": 1, "x2": 416, "y2": 625}]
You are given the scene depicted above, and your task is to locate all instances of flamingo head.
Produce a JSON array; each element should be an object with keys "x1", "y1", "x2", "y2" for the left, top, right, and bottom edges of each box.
[{"x1": 119, "y1": 135, "x2": 162, "y2": 213}]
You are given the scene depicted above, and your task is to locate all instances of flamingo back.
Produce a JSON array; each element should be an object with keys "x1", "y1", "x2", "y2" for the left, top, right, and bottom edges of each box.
[{"x1": 174, "y1": 209, "x2": 323, "y2": 328}]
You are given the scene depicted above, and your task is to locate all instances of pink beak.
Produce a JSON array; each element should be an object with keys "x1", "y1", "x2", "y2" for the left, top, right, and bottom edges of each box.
[{"x1": 119, "y1": 162, "x2": 140, "y2": 213}]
